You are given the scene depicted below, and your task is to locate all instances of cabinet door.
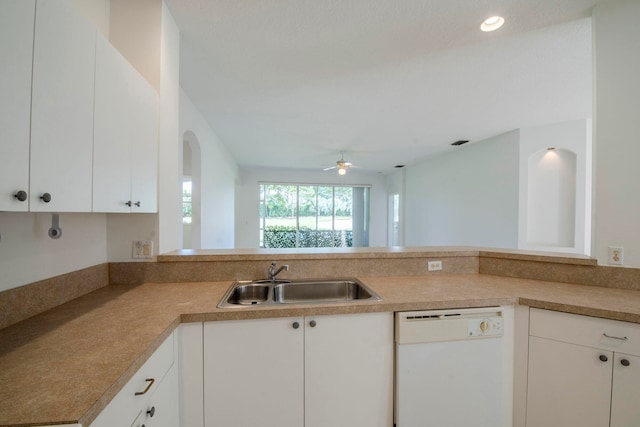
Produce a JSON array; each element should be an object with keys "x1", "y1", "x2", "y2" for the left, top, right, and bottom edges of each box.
[
  {"x1": 304, "y1": 312, "x2": 393, "y2": 427},
  {"x1": 93, "y1": 35, "x2": 158, "y2": 213},
  {"x1": 526, "y1": 336, "x2": 612, "y2": 427},
  {"x1": 0, "y1": 0, "x2": 34, "y2": 211},
  {"x1": 93, "y1": 35, "x2": 133, "y2": 213},
  {"x1": 611, "y1": 353, "x2": 640, "y2": 427},
  {"x1": 30, "y1": 0, "x2": 96, "y2": 212},
  {"x1": 203, "y1": 318, "x2": 304, "y2": 427},
  {"x1": 179, "y1": 323, "x2": 204, "y2": 427},
  {"x1": 129, "y1": 67, "x2": 158, "y2": 213},
  {"x1": 143, "y1": 363, "x2": 179, "y2": 427}
]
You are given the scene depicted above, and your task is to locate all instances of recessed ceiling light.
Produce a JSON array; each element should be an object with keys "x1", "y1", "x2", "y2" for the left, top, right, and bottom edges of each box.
[{"x1": 480, "y1": 16, "x2": 505, "y2": 32}]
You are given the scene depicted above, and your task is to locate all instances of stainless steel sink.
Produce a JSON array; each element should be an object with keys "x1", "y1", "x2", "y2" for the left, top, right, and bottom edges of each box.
[
  {"x1": 217, "y1": 278, "x2": 381, "y2": 308},
  {"x1": 273, "y1": 280, "x2": 374, "y2": 304},
  {"x1": 225, "y1": 284, "x2": 270, "y2": 305}
]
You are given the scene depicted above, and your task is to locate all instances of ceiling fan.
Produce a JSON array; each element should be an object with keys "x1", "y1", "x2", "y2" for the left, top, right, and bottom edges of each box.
[{"x1": 323, "y1": 152, "x2": 353, "y2": 175}]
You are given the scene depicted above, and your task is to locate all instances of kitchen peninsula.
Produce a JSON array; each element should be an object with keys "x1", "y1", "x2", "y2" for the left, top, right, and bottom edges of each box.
[{"x1": 2, "y1": 247, "x2": 640, "y2": 426}]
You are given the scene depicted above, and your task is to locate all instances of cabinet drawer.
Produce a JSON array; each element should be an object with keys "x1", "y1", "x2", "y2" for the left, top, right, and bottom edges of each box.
[
  {"x1": 530, "y1": 308, "x2": 640, "y2": 356},
  {"x1": 90, "y1": 332, "x2": 174, "y2": 427}
]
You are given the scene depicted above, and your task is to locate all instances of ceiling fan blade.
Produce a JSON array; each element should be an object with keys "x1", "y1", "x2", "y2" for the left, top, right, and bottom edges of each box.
[{"x1": 323, "y1": 166, "x2": 337, "y2": 171}]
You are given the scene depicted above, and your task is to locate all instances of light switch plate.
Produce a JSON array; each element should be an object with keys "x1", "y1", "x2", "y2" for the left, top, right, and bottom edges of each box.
[{"x1": 133, "y1": 240, "x2": 153, "y2": 259}]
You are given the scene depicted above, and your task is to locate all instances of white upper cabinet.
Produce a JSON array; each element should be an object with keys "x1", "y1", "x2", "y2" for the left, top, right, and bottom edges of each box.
[
  {"x1": 0, "y1": 0, "x2": 35, "y2": 211},
  {"x1": 1, "y1": 0, "x2": 158, "y2": 213},
  {"x1": 93, "y1": 35, "x2": 158, "y2": 213},
  {"x1": 30, "y1": 0, "x2": 96, "y2": 212}
]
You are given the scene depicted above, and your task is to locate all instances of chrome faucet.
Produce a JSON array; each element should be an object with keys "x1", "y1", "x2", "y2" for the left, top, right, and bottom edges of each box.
[{"x1": 268, "y1": 261, "x2": 289, "y2": 282}]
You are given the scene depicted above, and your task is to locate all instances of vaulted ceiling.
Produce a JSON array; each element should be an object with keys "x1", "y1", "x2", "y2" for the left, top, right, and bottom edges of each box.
[{"x1": 166, "y1": 0, "x2": 602, "y2": 173}]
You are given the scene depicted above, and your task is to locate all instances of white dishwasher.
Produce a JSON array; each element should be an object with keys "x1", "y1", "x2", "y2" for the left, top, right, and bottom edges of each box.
[{"x1": 395, "y1": 306, "x2": 514, "y2": 427}]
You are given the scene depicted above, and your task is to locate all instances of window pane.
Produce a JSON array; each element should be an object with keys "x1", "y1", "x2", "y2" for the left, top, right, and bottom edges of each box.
[
  {"x1": 334, "y1": 187, "x2": 353, "y2": 247},
  {"x1": 298, "y1": 186, "x2": 318, "y2": 247},
  {"x1": 182, "y1": 178, "x2": 192, "y2": 225},
  {"x1": 263, "y1": 184, "x2": 298, "y2": 248}
]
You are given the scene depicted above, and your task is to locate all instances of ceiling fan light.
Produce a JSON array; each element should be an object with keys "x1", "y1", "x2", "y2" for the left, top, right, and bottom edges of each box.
[{"x1": 338, "y1": 167, "x2": 347, "y2": 176}]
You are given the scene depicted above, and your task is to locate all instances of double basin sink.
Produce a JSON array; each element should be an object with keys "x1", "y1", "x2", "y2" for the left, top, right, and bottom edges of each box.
[{"x1": 217, "y1": 278, "x2": 382, "y2": 308}]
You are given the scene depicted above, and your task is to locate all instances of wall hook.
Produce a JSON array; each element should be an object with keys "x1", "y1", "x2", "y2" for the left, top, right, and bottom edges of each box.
[{"x1": 48, "y1": 213, "x2": 62, "y2": 239}]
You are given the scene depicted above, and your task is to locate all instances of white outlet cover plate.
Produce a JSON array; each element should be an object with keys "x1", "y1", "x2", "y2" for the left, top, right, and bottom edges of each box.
[
  {"x1": 428, "y1": 260, "x2": 442, "y2": 271},
  {"x1": 608, "y1": 246, "x2": 623, "y2": 265}
]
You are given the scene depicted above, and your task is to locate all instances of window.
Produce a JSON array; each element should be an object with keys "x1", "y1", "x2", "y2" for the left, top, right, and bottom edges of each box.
[
  {"x1": 182, "y1": 177, "x2": 192, "y2": 225},
  {"x1": 259, "y1": 183, "x2": 370, "y2": 248}
]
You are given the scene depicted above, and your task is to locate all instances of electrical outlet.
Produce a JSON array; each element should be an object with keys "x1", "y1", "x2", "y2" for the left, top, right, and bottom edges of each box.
[
  {"x1": 133, "y1": 240, "x2": 154, "y2": 259},
  {"x1": 428, "y1": 260, "x2": 442, "y2": 271},
  {"x1": 608, "y1": 246, "x2": 623, "y2": 265}
]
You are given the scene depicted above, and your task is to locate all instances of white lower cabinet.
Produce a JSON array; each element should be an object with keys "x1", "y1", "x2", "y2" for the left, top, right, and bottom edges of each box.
[
  {"x1": 526, "y1": 309, "x2": 640, "y2": 427},
  {"x1": 203, "y1": 312, "x2": 393, "y2": 427},
  {"x1": 90, "y1": 331, "x2": 177, "y2": 427}
]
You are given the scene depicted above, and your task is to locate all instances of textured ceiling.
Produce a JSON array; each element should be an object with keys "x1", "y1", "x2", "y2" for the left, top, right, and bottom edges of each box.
[{"x1": 167, "y1": 0, "x2": 603, "y2": 174}]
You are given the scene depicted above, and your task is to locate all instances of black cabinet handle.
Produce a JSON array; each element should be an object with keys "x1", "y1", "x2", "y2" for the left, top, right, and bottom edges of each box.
[
  {"x1": 125, "y1": 201, "x2": 132, "y2": 207},
  {"x1": 14, "y1": 191, "x2": 27, "y2": 202},
  {"x1": 40, "y1": 193, "x2": 51, "y2": 203},
  {"x1": 134, "y1": 201, "x2": 141, "y2": 207},
  {"x1": 621, "y1": 359, "x2": 631, "y2": 367},
  {"x1": 309, "y1": 320, "x2": 317, "y2": 328},
  {"x1": 147, "y1": 406, "x2": 155, "y2": 417},
  {"x1": 599, "y1": 354, "x2": 609, "y2": 362},
  {"x1": 292, "y1": 322, "x2": 300, "y2": 329}
]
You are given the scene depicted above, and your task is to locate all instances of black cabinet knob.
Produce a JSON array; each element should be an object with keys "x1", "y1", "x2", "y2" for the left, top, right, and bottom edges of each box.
[
  {"x1": 309, "y1": 320, "x2": 317, "y2": 328},
  {"x1": 134, "y1": 201, "x2": 141, "y2": 207},
  {"x1": 40, "y1": 193, "x2": 51, "y2": 203},
  {"x1": 292, "y1": 322, "x2": 300, "y2": 329},
  {"x1": 147, "y1": 406, "x2": 155, "y2": 417},
  {"x1": 125, "y1": 201, "x2": 132, "y2": 207},
  {"x1": 14, "y1": 191, "x2": 27, "y2": 202},
  {"x1": 621, "y1": 359, "x2": 631, "y2": 367},
  {"x1": 599, "y1": 354, "x2": 609, "y2": 362}
]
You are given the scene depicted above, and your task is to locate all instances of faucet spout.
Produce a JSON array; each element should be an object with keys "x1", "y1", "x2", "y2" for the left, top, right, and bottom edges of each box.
[{"x1": 268, "y1": 261, "x2": 289, "y2": 282}]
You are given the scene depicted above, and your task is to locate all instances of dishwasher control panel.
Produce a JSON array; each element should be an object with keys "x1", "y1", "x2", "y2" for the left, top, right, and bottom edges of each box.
[
  {"x1": 396, "y1": 307, "x2": 505, "y2": 344},
  {"x1": 467, "y1": 316, "x2": 503, "y2": 337}
]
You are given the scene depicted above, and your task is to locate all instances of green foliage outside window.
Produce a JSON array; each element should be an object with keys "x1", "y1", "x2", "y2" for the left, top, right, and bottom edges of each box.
[{"x1": 263, "y1": 225, "x2": 353, "y2": 248}]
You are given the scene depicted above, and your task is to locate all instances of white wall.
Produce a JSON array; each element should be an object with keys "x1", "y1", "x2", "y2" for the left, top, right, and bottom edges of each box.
[
  {"x1": 404, "y1": 130, "x2": 520, "y2": 248},
  {"x1": 180, "y1": 90, "x2": 239, "y2": 249},
  {"x1": 157, "y1": 2, "x2": 181, "y2": 255},
  {"x1": 385, "y1": 169, "x2": 406, "y2": 246},
  {"x1": 235, "y1": 167, "x2": 388, "y2": 248},
  {"x1": 69, "y1": 0, "x2": 110, "y2": 38},
  {"x1": 0, "y1": 213, "x2": 107, "y2": 292},
  {"x1": 109, "y1": 0, "x2": 161, "y2": 91},
  {"x1": 593, "y1": 0, "x2": 640, "y2": 267},
  {"x1": 519, "y1": 120, "x2": 592, "y2": 255}
]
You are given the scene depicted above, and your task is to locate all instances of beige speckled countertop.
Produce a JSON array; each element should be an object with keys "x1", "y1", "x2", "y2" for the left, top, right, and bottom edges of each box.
[{"x1": 2, "y1": 273, "x2": 640, "y2": 427}]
